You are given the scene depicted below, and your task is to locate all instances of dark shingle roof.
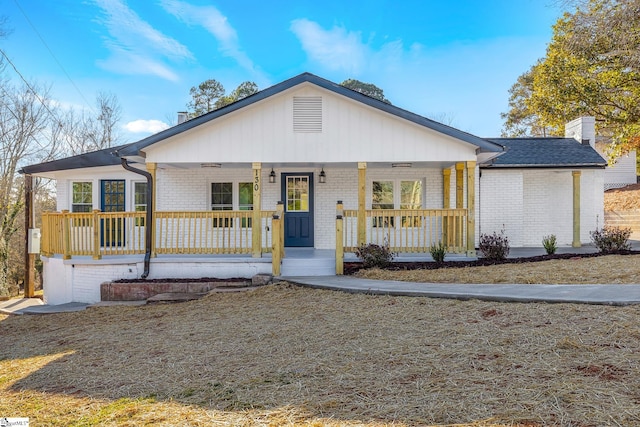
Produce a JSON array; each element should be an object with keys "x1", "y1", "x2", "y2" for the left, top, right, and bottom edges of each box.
[
  {"x1": 19, "y1": 144, "x2": 131, "y2": 174},
  {"x1": 483, "y1": 137, "x2": 606, "y2": 168}
]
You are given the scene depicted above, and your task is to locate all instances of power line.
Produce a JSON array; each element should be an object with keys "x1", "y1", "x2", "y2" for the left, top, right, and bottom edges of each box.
[
  {"x1": 0, "y1": 47, "x2": 59, "y2": 122},
  {"x1": 12, "y1": 0, "x2": 96, "y2": 115}
]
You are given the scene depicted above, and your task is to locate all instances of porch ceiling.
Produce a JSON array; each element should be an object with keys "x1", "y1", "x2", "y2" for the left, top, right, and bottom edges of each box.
[{"x1": 158, "y1": 161, "x2": 466, "y2": 170}]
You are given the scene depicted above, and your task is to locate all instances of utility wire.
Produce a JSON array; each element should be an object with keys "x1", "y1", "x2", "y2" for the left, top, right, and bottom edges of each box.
[
  {"x1": 12, "y1": 0, "x2": 96, "y2": 115},
  {"x1": 0, "y1": 47, "x2": 59, "y2": 122}
]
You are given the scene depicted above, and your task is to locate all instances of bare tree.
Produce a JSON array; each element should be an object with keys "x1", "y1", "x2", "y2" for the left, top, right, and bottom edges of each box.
[
  {"x1": 0, "y1": 82, "x2": 57, "y2": 296},
  {"x1": 63, "y1": 92, "x2": 122, "y2": 155}
]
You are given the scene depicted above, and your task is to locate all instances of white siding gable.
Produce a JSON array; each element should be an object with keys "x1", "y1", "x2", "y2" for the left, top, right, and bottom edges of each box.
[{"x1": 144, "y1": 83, "x2": 478, "y2": 165}]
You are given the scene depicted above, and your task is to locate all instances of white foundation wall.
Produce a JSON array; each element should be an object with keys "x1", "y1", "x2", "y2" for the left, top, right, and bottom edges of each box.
[
  {"x1": 42, "y1": 256, "x2": 141, "y2": 305},
  {"x1": 480, "y1": 168, "x2": 604, "y2": 247},
  {"x1": 42, "y1": 255, "x2": 272, "y2": 304}
]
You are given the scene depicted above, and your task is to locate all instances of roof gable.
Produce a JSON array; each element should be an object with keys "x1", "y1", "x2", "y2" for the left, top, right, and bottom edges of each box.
[
  {"x1": 118, "y1": 72, "x2": 503, "y2": 158},
  {"x1": 141, "y1": 82, "x2": 489, "y2": 165}
]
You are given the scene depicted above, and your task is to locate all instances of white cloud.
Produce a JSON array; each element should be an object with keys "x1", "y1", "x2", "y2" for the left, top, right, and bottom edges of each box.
[
  {"x1": 125, "y1": 119, "x2": 169, "y2": 134},
  {"x1": 290, "y1": 19, "x2": 368, "y2": 74},
  {"x1": 160, "y1": 0, "x2": 258, "y2": 73},
  {"x1": 93, "y1": 0, "x2": 192, "y2": 80}
]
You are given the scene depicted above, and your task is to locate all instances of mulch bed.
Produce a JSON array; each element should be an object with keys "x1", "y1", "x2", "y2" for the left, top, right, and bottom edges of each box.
[{"x1": 344, "y1": 250, "x2": 640, "y2": 275}]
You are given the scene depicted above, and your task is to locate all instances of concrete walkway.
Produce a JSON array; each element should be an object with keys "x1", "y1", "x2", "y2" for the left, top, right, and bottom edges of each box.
[
  {"x1": 0, "y1": 298, "x2": 90, "y2": 315},
  {"x1": 282, "y1": 275, "x2": 640, "y2": 306}
]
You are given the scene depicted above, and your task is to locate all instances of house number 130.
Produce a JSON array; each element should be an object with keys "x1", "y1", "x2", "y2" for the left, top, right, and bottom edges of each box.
[{"x1": 254, "y1": 170, "x2": 260, "y2": 191}]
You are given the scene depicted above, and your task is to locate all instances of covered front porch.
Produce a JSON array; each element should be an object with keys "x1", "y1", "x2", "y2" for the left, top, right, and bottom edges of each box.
[{"x1": 39, "y1": 160, "x2": 478, "y2": 277}]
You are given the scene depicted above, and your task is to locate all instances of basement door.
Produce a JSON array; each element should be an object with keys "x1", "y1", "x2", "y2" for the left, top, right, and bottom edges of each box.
[
  {"x1": 282, "y1": 173, "x2": 314, "y2": 247},
  {"x1": 100, "y1": 179, "x2": 125, "y2": 247}
]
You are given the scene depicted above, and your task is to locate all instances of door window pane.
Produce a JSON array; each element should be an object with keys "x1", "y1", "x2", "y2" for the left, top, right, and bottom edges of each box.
[
  {"x1": 286, "y1": 176, "x2": 309, "y2": 212},
  {"x1": 101, "y1": 180, "x2": 125, "y2": 212}
]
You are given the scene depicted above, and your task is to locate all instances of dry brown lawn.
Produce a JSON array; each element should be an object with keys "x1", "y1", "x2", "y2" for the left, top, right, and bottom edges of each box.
[
  {"x1": 356, "y1": 254, "x2": 640, "y2": 284},
  {"x1": 2, "y1": 275, "x2": 640, "y2": 426},
  {"x1": 605, "y1": 183, "x2": 640, "y2": 211}
]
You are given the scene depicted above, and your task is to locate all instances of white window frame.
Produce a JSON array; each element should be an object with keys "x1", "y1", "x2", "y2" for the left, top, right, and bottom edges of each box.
[
  {"x1": 208, "y1": 180, "x2": 254, "y2": 211},
  {"x1": 209, "y1": 181, "x2": 254, "y2": 228},
  {"x1": 132, "y1": 181, "x2": 147, "y2": 226},
  {"x1": 70, "y1": 181, "x2": 93, "y2": 213},
  {"x1": 371, "y1": 178, "x2": 425, "y2": 228}
]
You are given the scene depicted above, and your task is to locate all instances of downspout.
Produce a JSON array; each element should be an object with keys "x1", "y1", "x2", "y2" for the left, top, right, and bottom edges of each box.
[{"x1": 118, "y1": 156, "x2": 153, "y2": 279}]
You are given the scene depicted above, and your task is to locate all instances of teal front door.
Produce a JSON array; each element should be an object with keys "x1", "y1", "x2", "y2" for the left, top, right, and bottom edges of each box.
[{"x1": 282, "y1": 173, "x2": 314, "y2": 247}]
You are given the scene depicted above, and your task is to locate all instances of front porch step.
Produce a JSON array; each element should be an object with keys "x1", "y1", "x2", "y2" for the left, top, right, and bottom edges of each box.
[{"x1": 280, "y1": 256, "x2": 336, "y2": 276}]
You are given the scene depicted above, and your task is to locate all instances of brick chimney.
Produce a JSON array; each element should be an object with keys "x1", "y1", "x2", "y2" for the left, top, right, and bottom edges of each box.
[{"x1": 565, "y1": 117, "x2": 595, "y2": 149}]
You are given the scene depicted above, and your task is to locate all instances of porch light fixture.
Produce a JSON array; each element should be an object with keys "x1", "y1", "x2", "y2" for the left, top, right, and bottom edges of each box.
[
  {"x1": 392, "y1": 162, "x2": 412, "y2": 168},
  {"x1": 201, "y1": 163, "x2": 221, "y2": 168},
  {"x1": 269, "y1": 168, "x2": 276, "y2": 183},
  {"x1": 319, "y1": 168, "x2": 326, "y2": 183}
]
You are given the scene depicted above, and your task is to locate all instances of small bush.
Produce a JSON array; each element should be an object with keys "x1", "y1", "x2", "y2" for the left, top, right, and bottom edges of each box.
[
  {"x1": 429, "y1": 241, "x2": 447, "y2": 264},
  {"x1": 479, "y1": 230, "x2": 510, "y2": 260},
  {"x1": 542, "y1": 234, "x2": 557, "y2": 255},
  {"x1": 355, "y1": 241, "x2": 395, "y2": 268},
  {"x1": 590, "y1": 226, "x2": 632, "y2": 253}
]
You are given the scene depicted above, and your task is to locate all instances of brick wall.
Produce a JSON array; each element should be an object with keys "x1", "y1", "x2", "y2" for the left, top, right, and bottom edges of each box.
[
  {"x1": 479, "y1": 170, "x2": 524, "y2": 246},
  {"x1": 480, "y1": 168, "x2": 604, "y2": 247}
]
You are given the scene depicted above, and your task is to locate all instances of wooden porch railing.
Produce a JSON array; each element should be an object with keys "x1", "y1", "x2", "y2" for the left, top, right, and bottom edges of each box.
[
  {"x1": 342, "y1": 208, "x2": 467, "y2": 253},
  {"x1": 155, "y1": 211, "x2": 275, "y2": 255},
  {"x1": 41, "y1": 210, "x2": 276, "y2": 258}
]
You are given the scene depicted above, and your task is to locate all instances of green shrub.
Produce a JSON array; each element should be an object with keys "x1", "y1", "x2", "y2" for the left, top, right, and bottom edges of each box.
[
  {"x1": 590, "y1": 226, "x2": 632, "y2": 253},
  {"x1": 479, "y1": 230, "x2": 510, "y2": 260},
  {"x1": 355, "y1": 241, "x2": 396, "y2": 268},
  {"x1": 429, "y1": 241, "x2": 446, "y2": 264},
  {"x1": 542, "y1": 234, "x2": 557, "y2": 255}
]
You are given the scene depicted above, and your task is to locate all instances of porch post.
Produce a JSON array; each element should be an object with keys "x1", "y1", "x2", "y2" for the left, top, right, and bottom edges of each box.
[
  {"x1": 442, "y1": 168, "x2": 451, "y2": 246},
  {"x1": 336, "y1": 201, "x2": 344, "y2": 275},
  {"x1": 572, "y1": 170, "x2": 581, "y2": 247},
  {"x1": 146, "y1": 162, "x2": 157, "y2": 257},
  {"x1": 252, "y1": 162, "x2": 262, "y2": 258},
  {"x1": 62, "y1": 210, "x2": 71, "y2": 260},
  {"x1": 23, "y1": 174, "x2": 35, "y2": 298},
  {"x1": 456, "y1": 163, "x2": 465, "y2": 252},
  {"x1": 466, "y1": 161, "x2": 476, "y2": 257},
  {"x1": 276, "y1": 201, "x2": 285, "y2": 258},
  {"x1": 455, "y1": 163, "x2": 464, "y2": 209},
  {"x1": 271, "y1": 213, "x2": 281, "y2": 276},
  {"x1": 357, "y1": 162, "x2": 367, "y2": 246},
  {"x1": 92, "y1": 209, "x2": 101, "y2": 260}
]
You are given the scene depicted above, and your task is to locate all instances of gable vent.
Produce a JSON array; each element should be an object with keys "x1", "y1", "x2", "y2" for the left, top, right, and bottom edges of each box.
[{"x1": 293, "y1": 96, "x2": 322, "y2": 132}]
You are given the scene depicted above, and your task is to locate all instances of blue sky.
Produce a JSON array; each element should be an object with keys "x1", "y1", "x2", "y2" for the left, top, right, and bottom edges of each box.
[{"x1": 1, "y1": 0, "x2": 565, "y2": 142}]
